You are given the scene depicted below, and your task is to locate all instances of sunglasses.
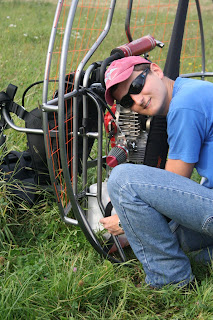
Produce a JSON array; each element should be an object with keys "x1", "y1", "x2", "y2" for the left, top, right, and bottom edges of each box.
[{"x1": 119, "y1": 68, "x2": 150, "y2": 109}]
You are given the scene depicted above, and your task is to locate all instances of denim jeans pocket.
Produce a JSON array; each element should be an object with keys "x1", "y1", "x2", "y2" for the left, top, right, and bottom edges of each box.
[{"x1": 202, "y1": 216, "x2": 213, "y2": 236}]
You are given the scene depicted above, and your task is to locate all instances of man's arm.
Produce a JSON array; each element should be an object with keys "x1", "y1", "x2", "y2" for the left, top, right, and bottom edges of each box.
[{"x1": 165, "y1": 159, "x2": 195, "y2": 178}]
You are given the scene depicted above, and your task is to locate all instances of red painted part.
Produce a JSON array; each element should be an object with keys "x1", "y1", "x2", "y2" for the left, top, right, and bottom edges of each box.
[{"x1": 106, "y1": 155, "x2": 118, "y2": 168}]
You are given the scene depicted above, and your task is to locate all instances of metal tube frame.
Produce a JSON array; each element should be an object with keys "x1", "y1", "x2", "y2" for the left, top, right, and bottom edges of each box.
[
  {"x1": 180, "y1": 0, "x2": 213, "y2": 79},
  {"x1": 41, "y1": 0, "x2": 78, "y2": 225},
  {"x1": 54, "y1": 0, "x2": 127, "y2": 262},
  {"x1": 2, "y1": 0, "x2": 212, "y2": 262},
  {"x1": 43, "y1": 0, "x2": 213, "y2": 262}
]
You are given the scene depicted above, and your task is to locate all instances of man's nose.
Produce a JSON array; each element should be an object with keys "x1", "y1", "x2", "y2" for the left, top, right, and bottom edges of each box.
[{"x1": 130, "y1": 93, "x2": 144, "y2": 106}]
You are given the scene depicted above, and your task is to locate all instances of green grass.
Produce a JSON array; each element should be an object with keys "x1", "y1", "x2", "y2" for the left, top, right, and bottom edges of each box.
[{"x1": 1, "y1": 1, "x2": 213, "y2": 319}]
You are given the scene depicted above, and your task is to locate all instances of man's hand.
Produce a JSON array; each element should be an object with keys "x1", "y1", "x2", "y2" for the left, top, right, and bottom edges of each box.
[{"x1": 100, "y1": 214, "x2": 125, "y2": 236}]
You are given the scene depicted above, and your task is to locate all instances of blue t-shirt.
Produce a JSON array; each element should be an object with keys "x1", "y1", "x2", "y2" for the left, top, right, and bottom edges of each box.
[{"x1": 167, "y1": 77, "x2": 213, "y2": 188}]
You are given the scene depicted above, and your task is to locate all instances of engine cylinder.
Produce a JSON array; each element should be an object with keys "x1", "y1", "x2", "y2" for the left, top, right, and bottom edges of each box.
[{"x1": 106, "y1": 105, "x2": 149, "y2": 167}]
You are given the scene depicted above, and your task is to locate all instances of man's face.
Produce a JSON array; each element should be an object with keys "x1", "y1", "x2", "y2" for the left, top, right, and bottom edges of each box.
[{"x1": 113, "y1": 63, "x2": 169, "y2": 116}]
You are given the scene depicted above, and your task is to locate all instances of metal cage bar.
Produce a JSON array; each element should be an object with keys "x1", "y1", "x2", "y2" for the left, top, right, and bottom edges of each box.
[{"x1": 40, "y1": 0, "x2": 213, "y2": 263}]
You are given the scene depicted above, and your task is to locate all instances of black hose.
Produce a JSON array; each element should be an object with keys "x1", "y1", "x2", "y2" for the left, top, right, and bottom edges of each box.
[{"x1": 99, "y1": 52, "x2": 123, "y2": 89}]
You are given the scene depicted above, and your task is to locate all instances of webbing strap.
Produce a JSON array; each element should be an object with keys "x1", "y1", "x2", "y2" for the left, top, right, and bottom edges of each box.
[
  {"x1": 0, "y1": 83, "x2": 29, "y2": 121},
  {"x1": 6, "y1": 83, "x2": 17, "y2": 100},
  {"x1": 9, "y1": 101, "x2": 28, "y2": 120},
  {"x1": 0, "y1": 91, "x2": 11, "y2": 105}
]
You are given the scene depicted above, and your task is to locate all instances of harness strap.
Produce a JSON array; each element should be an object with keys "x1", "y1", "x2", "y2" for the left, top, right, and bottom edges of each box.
[
  {"x1": 6, "y1": 83, "x2": 17, "y2": 100},
  {"x1": 105, "y1": 201, "x2": 113, "y2": 217},
  {"x1": 0, "y1": 91, "x2": 11, "y2": 105},
  {"x1": 9, "y1": 101, "x2": 29, "y2": 121},
  {"x1": 0, "y1": 84, "x2": 29, "y2": 121},
  {"x1": 102, "y1": 201, "x2": 116, "y2": 253}
]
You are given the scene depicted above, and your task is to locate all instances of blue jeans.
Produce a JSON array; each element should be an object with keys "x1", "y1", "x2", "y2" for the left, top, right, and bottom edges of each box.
[{"x1": 107, "y1": 164, "x2": 213, "y2": 288}]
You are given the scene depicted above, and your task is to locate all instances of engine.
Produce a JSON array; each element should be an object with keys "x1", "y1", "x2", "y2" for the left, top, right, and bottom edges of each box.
[{"x1": 104, "y1": 104, "x2": 150, "y2": 167}]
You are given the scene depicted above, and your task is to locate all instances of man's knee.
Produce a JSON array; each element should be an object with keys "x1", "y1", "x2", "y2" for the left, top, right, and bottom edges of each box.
[
  {"x1": 107, "y1": 164, "x2": 129, "y2": 198},
  {"x1": 107, "y1": 163, "x2": 156, "y2": 201}
]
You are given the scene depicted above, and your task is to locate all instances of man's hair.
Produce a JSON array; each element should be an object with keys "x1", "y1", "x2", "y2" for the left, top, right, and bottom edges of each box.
[
  {"x1": 133, "y1": 63, "x2": 151, "y2": 72},
  {"x1": 110, "y1": 63, "x2": 151, "y2": 97}
]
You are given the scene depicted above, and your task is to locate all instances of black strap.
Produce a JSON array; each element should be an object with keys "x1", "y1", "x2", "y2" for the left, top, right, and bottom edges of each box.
[
  {"x1": 9, "y1": 101, "x2": 28, "y2": 120},
  {"x1": 164, "y1": 0, "x2": 189, "y2": 80},
  {"x1": 105, "y1": 201, "x2": 113, "y2": 217},
  {"x1": 144, "y1": 0, "x2": 190, "y2": 170},
  {"x1": 0, "y1": 84, "x2": 29, "y2": 121},
  {"x1": 102, "y1": 201, "x2": 116, "y2": 253},
  {"x1": 0, "y1": 91, "x2": 11, "y2": 105},
  {"x1": 6, "y1": 83, "x2": 17, "y2": 100},
  {"x1": 7, "y1": 151, "x2": 28, "y2": 169}
]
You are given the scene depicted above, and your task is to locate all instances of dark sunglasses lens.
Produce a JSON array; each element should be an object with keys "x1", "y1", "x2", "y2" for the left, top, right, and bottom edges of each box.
[
  {"x1": 119, "y1": 69, "x2": 149, "y2": 109},
  {"x1": 130, "y1": 75, "x2": 145, "y2": 94},
  {"x1": 120, "y1": 95, "x2": 134, "y2": 109}
]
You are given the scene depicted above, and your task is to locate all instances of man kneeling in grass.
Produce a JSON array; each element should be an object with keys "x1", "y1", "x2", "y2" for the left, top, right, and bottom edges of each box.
[{"x1": 100, "y1": 56, "x2": 213, "y2": 289}]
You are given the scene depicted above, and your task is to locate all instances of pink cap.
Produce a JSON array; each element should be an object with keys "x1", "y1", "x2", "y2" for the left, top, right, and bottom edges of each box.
[{"x1": 105, "y1": 56, "x2": 151, "y2": 106}]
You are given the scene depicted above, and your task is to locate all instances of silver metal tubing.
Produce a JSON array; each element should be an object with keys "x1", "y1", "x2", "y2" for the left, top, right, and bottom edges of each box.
[
  {"x1": 2, "y1": 108, "x2": 44, "y2": 134},
  {"x1": 75, "y1": 202, "x2": 109, "y2": 251},
  {"x1": 42, "y1": 111, "x2": 78, "y2": 226},
  {"x1": 86, "y1": 92, "x2": 104, "y2": 215},
  {"x1": 82, "y1": 64, "x2": 97, "y2": 203},
  {"x1": 72, "y1": 0, "x2": 117, "y2": 193},
  {"x1": 86, "y1": 92, "x2": 127, "y2": 262},
  {"x1": 42, "y1": 89, "x2": 79, "y2": 112},
  {"x1": 125, "y1": 0, "x2": 133, "y2": 42},
  {"x1": 56, "y1": 0, "x2": 126, "y2": 261},
  {"x1": 41, "y1": 0, "x2": 79, "y2": 226},
  {"x1": 195, "y1": 0, "x2": 205, "y2": 77},
  {"x1": 180, "y1": 72, "x2": 213, "y2": 78},
  {"x1": 42, "y1": 0, "x2": 64, "y2": 106},
  {"x1": 63, "y1": 216, "x2": 79, "y2": 226},
  {"x1": 58, "y1": 0, "x2": 79, "y2": 194},
  {"x1": 86, "y1": 132, "x2": 99, "y2": 138},
  {"x1": 42, "y1": 103, "x2": 59, "y2": 112},
  {"x1": 74, "y1": 0, "x2": 117, "y2": 89}
]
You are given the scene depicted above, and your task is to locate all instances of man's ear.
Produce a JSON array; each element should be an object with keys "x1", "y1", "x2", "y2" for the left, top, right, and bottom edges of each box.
[{"x1": 150, "y1": 63, "x2": 164, "y2": 79}]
